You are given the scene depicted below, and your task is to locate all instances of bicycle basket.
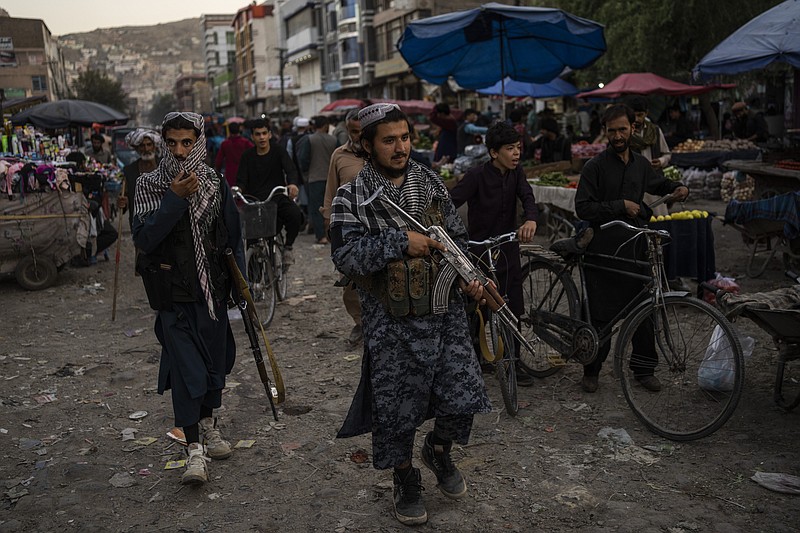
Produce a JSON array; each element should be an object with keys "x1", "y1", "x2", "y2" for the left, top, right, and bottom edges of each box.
[{"x1": 239, "y1": 201, "x2": 277, "y2": 240}]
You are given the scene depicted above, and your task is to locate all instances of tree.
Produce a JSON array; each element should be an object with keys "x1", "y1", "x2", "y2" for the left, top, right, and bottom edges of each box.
[
  {"x1": 72, "y1": 69, "x2": 128, "y2": 112},
  {"x1": 148, "y1": 93, "x2": 176, "y2": 127}
]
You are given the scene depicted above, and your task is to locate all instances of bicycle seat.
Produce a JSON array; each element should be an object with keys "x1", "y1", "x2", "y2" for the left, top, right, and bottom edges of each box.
[{"x1": 549, "y1": 227, "x2": 594, "y2": 259}]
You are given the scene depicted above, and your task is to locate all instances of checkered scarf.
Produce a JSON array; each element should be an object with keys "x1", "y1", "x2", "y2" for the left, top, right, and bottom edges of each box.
[
  {"x1": 134, "y1": 119, "x2": 222, "y2": 320},
  {"x1": 330, "y1": 159, "x2": 449, "y2": 233}
]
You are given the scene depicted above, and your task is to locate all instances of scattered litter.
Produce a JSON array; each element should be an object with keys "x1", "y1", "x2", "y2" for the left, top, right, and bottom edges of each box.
[
  {"x1": 226, "y1": 381, "x2": 241, "y2": 389},
  {"x1": 343, "y1": 354, "x2": 360, "y2": 362},
  {"x1": 208, "y1": 493, "x2": 221, "y2": 500},
  {"x1": 121, "y1": 428, "x2": 138, "y2": 441},
  {"x1": 283, "y1": 294, "x2": 317, "y2": 306},
  {"x1": 235, "y1": 440, "x2": 256, "y2": 449},
  {"x1": 128, "y1": 410, "x2": 148, "y2": 420},
  {"x1": 124, "y1": 329, "x2": 145, "y2": 338},
  {"x1": 82, "y1": 283, "x2": 105, "y2": 294},
  {"x1": 109, "y1": 472, "x2": 136, "y2": 488},
  {"x1": 280, "y1": 442, "x2": 301, "y2": 453},
  {"x1": 642, "y1": 443, "x2": 675, "y2": 455},
  {"x1": 18, "y1": 438, "x2": 41, "y2": 450},
  {"x1": 148, "y1": 492, "x2": 163, "y2": 503},
  {"x1": 597, "y1": 427, "x2": 634, "y2": 447},
  {"x1": 4, "y1": 486, "x2": 29, "y2": 502},
  {"x1": 265, "y1": 421, "x2": 286, "y2": 431},
  {"x1": 164, "y1": 460, "x2": 186, "y2": 470},
  {"x1": 34, "y1": 448, "x2": 48, "y2": 456},
  {"x1": 77, "y1": 446, "x2": 97, "y2": 456},
  {"x1": 544, "y1": 427, "x2": 555, "y2": 433},
  {"x1": 335, "y1": 518, "x2": 355, "y2": 532},
  {"x1": 132, "y1": 437, "x2": 158, "y2": 447},
  {"x1": 563, "y1": 402, "x2": 589, "y2": 412},
  {"x1": 0, "y1": 428, "x2": 7, "y2": 434},
  {"x1": 350, "y1": 449, "x2": 369, "y2": 464},
  {"x1": 138, "y1": 468, "x2": 152, "y2": 477},
  {"x1": 54, "y1": 365, "x2": 86, "y2": 377},
  {"x1": 356, "y1": 489, "x2": 368, "y2": 500},
  {"x1": 751, "y1": 472, "x2": 800, "y2": 495},
  {"x1": 166, "y1": 428, "x2": 187, "y2": 446},
  {"x1": 34, "y1": 393, "x2": 57, "y2": 404}
]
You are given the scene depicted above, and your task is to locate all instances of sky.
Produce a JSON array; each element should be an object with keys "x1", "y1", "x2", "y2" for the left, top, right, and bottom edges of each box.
[{"x1": 0, "y1": 0, "x2": 250, "y2": 35}]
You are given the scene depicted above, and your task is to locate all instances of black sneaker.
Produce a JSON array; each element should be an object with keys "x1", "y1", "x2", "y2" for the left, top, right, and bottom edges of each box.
[
  {"x1": 420, "y1": 432, "x2": 467, "y2": 499},
  {"x1": 393, "y1": 467, "x2": 427, "y2": 526}
]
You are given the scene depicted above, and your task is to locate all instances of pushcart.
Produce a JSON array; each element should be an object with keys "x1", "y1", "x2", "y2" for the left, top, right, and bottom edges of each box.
[
  {"x1": 0, "y1": 191, "x2": 89, "y2": 290},
  {"x1": 708, "y1": 277, "x2": 800, "y2": 411},
  {"x1": 722, "y1": 191, "x2": 800, "y2": 277}
]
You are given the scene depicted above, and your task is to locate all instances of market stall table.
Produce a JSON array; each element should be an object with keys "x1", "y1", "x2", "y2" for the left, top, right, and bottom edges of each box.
[
  {"x1": 528, "y1": 182, "x2": 716, "y2": 282},
  {"x1": 722, "y1": 159, "x2": 800, "y2": 197},
  {"x1": 670, "y1": 149, "x2": 761, "y2": 169}
]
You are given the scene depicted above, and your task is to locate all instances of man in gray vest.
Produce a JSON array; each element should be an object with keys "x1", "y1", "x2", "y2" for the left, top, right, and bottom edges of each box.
[{"x1": 297, "y1": 115, "x2": 338, "y2": 244}]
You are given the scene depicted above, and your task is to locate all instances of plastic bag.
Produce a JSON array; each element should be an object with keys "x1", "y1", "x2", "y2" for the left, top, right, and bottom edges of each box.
[
  {"x1": 703, "y1": 272, "x2": 740, "y2": 305},
  {"x1": 697, "y1": 325, "x2": 753, "y2": 391}
]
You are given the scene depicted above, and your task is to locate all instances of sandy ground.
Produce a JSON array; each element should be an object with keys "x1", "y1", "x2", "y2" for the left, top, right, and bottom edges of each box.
[{"x1": 1, "y1": 197, "x2": 799, "y2": 532}]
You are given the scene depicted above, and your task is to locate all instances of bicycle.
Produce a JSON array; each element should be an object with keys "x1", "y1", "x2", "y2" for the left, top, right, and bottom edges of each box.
[
  {"x1": 232, "y1": 185, "x2": 290, "y2": 327},
  {"x1": 520, "y1": 219, "x2": 745, "y2": 441},
  {"x1": 467, "y1": 232, "x2": 525, "y2": 416}
]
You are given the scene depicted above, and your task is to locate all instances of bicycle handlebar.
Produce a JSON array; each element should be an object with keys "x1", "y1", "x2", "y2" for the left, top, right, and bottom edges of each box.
[
  {"x1": 600, "y1": 219, "x2": 671, "y2": 239},
  {"x1": 468, "y1": 232, "x2": 518, "y2": 248},
  {"x1": 231, "y1": 185, "x2": 288, "y2": 205}
]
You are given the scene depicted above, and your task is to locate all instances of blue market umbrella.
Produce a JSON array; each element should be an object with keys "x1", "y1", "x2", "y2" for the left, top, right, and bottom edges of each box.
[
  {"x1": 397, "y1": 2, "x2": 605, "y2": 115},
  {"x1": 477, "y1": 77, "x2": 579, "y2": 98},
  {"x1": 693, "y1": 0, "x2": 800, "y2": 78}
]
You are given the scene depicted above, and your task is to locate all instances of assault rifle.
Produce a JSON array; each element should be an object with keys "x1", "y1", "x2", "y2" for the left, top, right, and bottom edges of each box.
[
  {"x1": 224, "y1": 249, "x2": 285, "y2": 421},
  {"x1": 362, "y1": 187, "x2": 536, "y2": 355}
]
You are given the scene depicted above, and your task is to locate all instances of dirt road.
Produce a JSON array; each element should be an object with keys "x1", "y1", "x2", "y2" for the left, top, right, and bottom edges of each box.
[{"x1": 1, "y1": 198, "x2": 798, "y2": 532}]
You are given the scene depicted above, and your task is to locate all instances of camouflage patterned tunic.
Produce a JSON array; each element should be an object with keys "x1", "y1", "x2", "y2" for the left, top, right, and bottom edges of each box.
[{"x1": 330, "y1": 160, "x2": 491, "y2": 469}]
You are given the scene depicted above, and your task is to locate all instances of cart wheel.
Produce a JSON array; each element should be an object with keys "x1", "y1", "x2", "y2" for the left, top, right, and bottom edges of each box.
[{"x1": 15, "y1": 256, "x2": 58, "y2": 291}]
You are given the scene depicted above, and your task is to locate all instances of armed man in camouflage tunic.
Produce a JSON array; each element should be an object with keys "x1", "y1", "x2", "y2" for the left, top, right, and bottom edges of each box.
[{"x1": 330, "y1": 103, "x2": 492, "y2": 526}]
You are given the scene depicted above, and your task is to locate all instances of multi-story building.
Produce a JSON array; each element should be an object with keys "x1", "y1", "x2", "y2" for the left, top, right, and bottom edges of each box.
[
  {"x1": 200, "y1": 14, "x2": 237, "y2": 116},
  {"x1": 175, "y1": 73, "x2": 210, "y2": 114},
  {"x1": 233, "y1": 2, "x2": 297, "y2": 119},
  {"x1": 370, "y1": 0, "x2": 482, "y2": 100},
  {"x1": 0, "y1": 16, "x2": 68, "y2": 107},
  {"x1": 320, "y1": 0, "x2": 374, "y2": 103},
  {"x1": 279, "y1": 0, "x2": 327, "y2": 118}
]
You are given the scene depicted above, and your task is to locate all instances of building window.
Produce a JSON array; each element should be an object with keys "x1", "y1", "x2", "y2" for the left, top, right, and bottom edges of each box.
[
  {"x1": 341, "y1": 0, "x2": 357, "y2": 19},
  {"x1": 32, "y1": 76, "x2": 47, "y2": 92},
  {"x1": 326, "y1": 43, "x2": 339, "y2": 77},
  {"x1": 211, "y1": 32, "x2": 218, "y2": 45},
  {"x1": 341, "y1": 36, "x2": 359, "y2": 64},
  {"x1": 286, "y1": 9, "x2": 314, "y2": 37},
  {"x1": 227, "y1": 51, "x2": 236, "y2": 66},
  {"x1": 226, "y1": 31, "x2": 235, "y2": 45},
  {"x1": 326, "y1": 2, "x2": 337, "y2": 32},
  {"x1": 214, "y1": 51, "x2": 220, "y2": 66}
]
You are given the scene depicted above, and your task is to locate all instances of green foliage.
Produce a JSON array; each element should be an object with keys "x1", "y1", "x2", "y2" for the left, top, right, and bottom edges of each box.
[
  {"x1": 72, "y1": 69, "x2": 128, "y2": 112},
  {"x1": 148, "y1": 93, "x2": 177, "y2": 127},
  {"x1": 525, "y1": 0, "x2": 785, "y2": 85}
]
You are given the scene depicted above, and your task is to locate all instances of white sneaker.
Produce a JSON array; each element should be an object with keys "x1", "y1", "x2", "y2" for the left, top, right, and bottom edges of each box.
[
  {"x1": 199, "y1": 417, "x2": 233, "y2": 460},
  {"x1": 181, "y1": 443, "x2": 210, "y2": 485}
]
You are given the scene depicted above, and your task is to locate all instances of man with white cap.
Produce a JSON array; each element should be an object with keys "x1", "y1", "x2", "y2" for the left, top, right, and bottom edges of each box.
[
  {"x1": 118, "y1": 128, "x2": 162, "y2": 229},
  {"x1": 330, "y1": 103, "x2": 491, "y2": 526}
]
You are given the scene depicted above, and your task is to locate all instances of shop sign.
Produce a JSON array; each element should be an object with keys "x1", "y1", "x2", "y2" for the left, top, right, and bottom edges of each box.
[
  {"x1": 266, "y1": 75, "x2": 295, "y2": 90},
  {"x1": 323, "y1": 80, "x2": 342, "y2": 93},
  {"x1": 0, "y1": 37, "x2": 17, "y2": 67},
  {"x1": 2, "y1": 88, "x2": 25, "y2": 99}
]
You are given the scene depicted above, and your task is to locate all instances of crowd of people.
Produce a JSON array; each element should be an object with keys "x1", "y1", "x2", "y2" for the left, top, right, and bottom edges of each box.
[{"x1": 103, "y1": 93, "x2": 760, "y2": 526}]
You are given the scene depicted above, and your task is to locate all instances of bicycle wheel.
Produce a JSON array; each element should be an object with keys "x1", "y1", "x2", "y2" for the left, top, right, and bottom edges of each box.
[
  {"x1": 519, "y1": 259, "x2": 580, "y2": 377},
  {"x1": 486, "y1": 309, "x2": 518, "y2": 416},
  {"x1": 272, "y1": 235, "x2": 289, "y2": 301},
  {"x1": 245, "y1": 246, "x2": 276, "y2": 327},
  {"x1": 615, "y1": 295, "x2": 744, "y2": 441}
]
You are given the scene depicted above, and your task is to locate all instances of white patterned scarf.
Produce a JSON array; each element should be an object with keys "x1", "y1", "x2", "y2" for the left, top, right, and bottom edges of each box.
[{"x1": 134, "y1": 112, "x2": 222, "y2": 320}]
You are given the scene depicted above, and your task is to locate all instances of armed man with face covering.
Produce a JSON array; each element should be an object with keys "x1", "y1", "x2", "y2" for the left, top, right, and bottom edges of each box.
[
  {"x1": 132, "y1": 112, "x2": 246, "y2": 486},
  {"x1": 329, "y1": 103, "x2": 492, "y2": 526}
]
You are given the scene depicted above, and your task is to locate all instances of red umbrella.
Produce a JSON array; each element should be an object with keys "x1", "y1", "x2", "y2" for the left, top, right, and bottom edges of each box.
[
  {"x1": 320, "y1": 99, "x2": 366, "y2": 114},
  {"x1": 577, "y1": 73, "x2": 735, "y2": 98}
]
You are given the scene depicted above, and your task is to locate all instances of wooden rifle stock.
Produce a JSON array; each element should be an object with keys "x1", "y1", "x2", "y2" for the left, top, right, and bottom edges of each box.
[{"x1": 224, "y1": 249, "x2": 285, "y2": 420}]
